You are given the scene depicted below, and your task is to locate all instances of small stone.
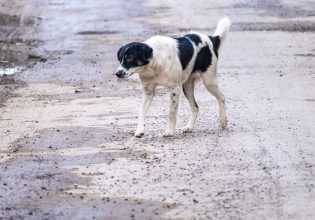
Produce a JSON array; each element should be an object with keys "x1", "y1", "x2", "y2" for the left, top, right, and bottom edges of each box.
[{"x1": 223, "y1": 203, "x2": 231, "y2": 209}]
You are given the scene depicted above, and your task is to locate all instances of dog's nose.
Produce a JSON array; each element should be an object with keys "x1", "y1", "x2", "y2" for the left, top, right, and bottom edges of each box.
[{"x1": 115, "y1": 70, "x2": 125, "y2": 78}]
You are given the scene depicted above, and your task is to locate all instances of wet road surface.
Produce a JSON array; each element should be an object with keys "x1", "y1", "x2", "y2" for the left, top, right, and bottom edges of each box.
[{"x1": 0, "y1": 0, "x2": 315, "y2": 219}]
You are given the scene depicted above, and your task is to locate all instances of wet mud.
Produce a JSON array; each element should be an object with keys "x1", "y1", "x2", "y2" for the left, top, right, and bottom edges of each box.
[
  {"x1": 235, "y1": 20, "x2": 315, "y2": 32},
  {"x1": 0, "y1": 75, "x2": 25, "y2": 107},
  {"x1": 0, "y1": 0, "x2": 315, "y2": 219},
  {"x1": 233, "y1": 0, "x2": 315, "y2": 18},
  {"x1": 0, "y1": 9, "x2": 44, "y2": 108},
  {"x1": 0, "y1": 12, "x2": 43, "y2": 69}
]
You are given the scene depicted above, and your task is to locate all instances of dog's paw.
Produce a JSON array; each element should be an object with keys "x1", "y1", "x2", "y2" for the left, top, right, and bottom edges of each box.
[
  {"x1": 134, "y1": 132, "x2": 144, "y2": 138},
  {"x1": 163, "y1": 131, "x2": 174, "y2": 137},
  {"x1": 220, "y1": 117, "x2": 228, "y2": 129},
  {"x1": 182, "y1": 126, "x2": 193, "y2": 133},
  {"x1": 135, "y1": 126, "x2": 145, "y2": 138}
]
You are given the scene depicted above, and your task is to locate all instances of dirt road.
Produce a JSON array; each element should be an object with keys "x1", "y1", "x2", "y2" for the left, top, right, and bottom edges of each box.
[{"x1": 1, "y1": 0, "x2": 315, "y2": 219}]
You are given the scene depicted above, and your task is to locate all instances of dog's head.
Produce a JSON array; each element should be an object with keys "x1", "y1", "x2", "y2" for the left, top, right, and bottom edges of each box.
[{"x1": 116, "y1": 42, "x2": 153, "y2": 78}]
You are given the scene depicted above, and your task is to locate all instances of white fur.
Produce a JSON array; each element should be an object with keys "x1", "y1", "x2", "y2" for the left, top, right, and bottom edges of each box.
[
  {"x1": 120, "y1": 17, "x2": 231, "y2": 137},
  {"x1": 214, "y1": 16, "x2": 231, "y2": 42}
]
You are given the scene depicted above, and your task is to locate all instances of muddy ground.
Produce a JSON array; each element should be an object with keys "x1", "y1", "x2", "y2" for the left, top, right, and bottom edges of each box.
[{"x1": 0, "y1": 0, "x2": 315, "y2": 219}]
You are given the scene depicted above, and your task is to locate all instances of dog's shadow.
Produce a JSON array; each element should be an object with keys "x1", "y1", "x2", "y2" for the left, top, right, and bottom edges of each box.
[{"x1": 129, "y1": 126, "x2": 233, "y2": 145}]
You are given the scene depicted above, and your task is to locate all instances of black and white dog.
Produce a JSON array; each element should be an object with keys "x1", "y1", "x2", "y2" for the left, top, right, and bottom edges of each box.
[{"x1": 116, "y1": 17, "x2": 231, "y2": 137}]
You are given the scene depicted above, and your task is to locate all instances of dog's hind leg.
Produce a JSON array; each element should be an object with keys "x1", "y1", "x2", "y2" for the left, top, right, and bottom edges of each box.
[
  {"x1": 201, "y1": 71, "x2": 227, "y2": 128},
  {"x1": 163, "y1": 85, "x2": 181, "y2": 137},
  {"x1": 182, "y1": 75, "x2": 199, "y2": 133},
  {"x1": 135, "y1": 85, "x2": 155, "y2": 137}
]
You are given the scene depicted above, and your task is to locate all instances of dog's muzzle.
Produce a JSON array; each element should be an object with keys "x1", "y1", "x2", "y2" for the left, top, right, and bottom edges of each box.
[
  {"x1": 116, "y1": 70, "x2": 126, "y2": 78},
  {"x1": 115, "y1": 68, "x2": 134, "y2": 78}
]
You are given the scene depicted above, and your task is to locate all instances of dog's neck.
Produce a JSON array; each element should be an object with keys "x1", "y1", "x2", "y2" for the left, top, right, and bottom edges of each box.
[{"x1": 133, "y1": 63, "x2": 156, "y2": 78}]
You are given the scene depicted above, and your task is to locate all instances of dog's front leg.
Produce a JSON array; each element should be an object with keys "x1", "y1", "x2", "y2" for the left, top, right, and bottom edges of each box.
[
  {"x1": 135, "y1": 87, "x2": 155, "y2": 137},
  {"x1": 163, "y1": 85, "x2": 181, "y2": 137}
]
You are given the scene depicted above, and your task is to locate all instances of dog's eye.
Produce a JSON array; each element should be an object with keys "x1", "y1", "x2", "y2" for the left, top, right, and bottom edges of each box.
[{"x1": 126, "y1": 58, "x2": 134, "y2": 62}]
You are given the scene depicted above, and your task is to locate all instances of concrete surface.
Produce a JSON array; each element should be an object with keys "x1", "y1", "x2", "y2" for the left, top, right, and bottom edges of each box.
[{"x1": 0, "y1": 0, "x2": 315, "y2": 219}]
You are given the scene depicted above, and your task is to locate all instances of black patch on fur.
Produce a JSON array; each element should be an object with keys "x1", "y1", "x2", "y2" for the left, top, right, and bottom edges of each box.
[
  {"x1": 175, "y1": 37, "x2": 194, "y2": 70},
  {"x1": 185, "y1": 34, "x2": 202, "y2": 46},
  {"x1": 182, "y1": 86, "x2": 198, "y2": 109},
  {"x1": 117, "y1": 42, "x2": 153, "y2": 70},
  {"x1": 209, "y1": 36, "x2": 220, "y2": 58},
  {"x1": 192, "y1": 45, "x2": 212, "y2": 73}
]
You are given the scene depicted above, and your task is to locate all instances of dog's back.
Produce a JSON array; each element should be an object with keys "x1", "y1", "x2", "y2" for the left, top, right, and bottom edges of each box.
[{"x1": 143, "y1": 17, "x2": 231, "y2": 84}]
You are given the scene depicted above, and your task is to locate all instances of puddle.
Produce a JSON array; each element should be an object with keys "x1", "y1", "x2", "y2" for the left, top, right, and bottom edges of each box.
[
  {"x1": 0, "y1": 10, "x2": 44, "y2": 76},
  {"x1": 0, "y1": 66, "x2": 25, "y2": 76}
]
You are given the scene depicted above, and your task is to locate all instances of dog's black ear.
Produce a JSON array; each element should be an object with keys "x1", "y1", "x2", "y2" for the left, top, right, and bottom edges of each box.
[
  {"x1": 117, "y1": 46, "x2": 124, "y2": 62},
  {"x1": 139, "y1": 44, "x2": 153, "y2": 62}
]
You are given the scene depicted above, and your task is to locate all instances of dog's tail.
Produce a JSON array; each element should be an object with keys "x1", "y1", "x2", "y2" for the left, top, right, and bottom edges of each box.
[{"x1": 213, "y1": 16, "x2": 231, "y2": 44}]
